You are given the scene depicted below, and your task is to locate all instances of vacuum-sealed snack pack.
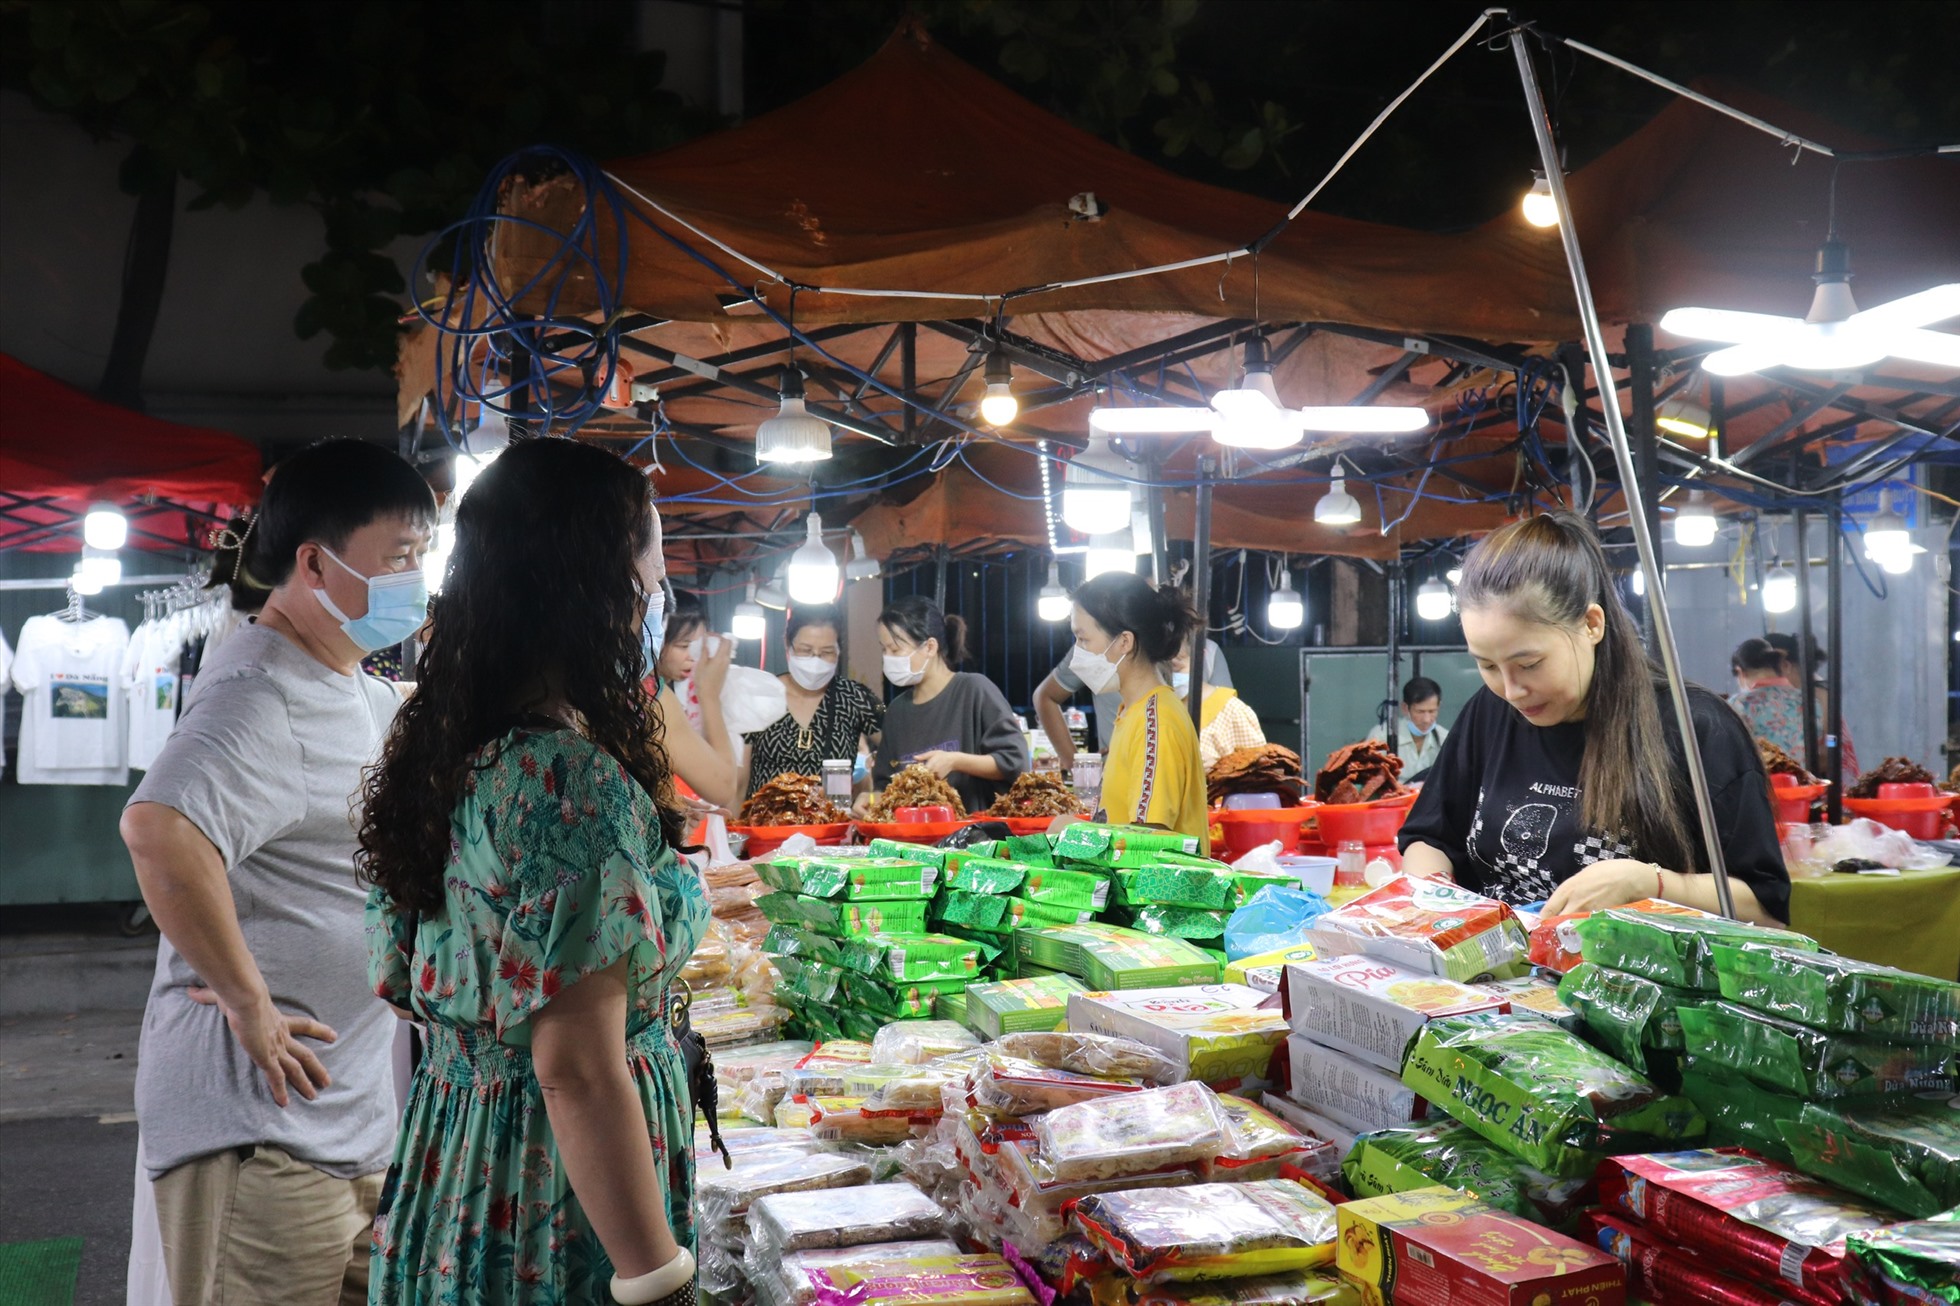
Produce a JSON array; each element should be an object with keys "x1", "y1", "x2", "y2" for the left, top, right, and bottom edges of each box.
[
  {"x1": 1678, "y1": 1000, "x2": 1959, "y2": 1099},
  {"x1": 839, "y1": 932, "x2": 996, "y2": 984},
  {"x1": 965, "y1": 1055, "x2": 1150, "y2": 1117},
  {"x1": 1575, "y1": 909, "x2": 1817, "y2": 990},
  {"x1": 1304, "y1": 877, "x2": 1527, "y2": 984},
  {"x1": 748, "y1": 1181, "x2": 948, "y2": 1255},
  {"x1": 1400, "y1": 1013, "x2": 1706, "y2": 1178},
  {"x1": 872, "y1": 1020, "x2": 983, "y2": 1066},
  {"x1": 1071, "y1": 1179, "x2": 1338, "y2": 1283},
  {"x1": 1342, "y1": 1118, "x2": 1593, "y2": 1229},
  {"x1": 1710, "y1": 943, "x2": 1960, "y2": 1041},
  {"x1": 1033, "y1": 1080, "x2": 1230, "y2": 1183},
  {"x1": 1779, "y1": 1095, "x2": 1960, "y2": 1219},
  {"x1": 753, "y1": 1241, "x2": 965, "y2": 1306},
  {"x1": 805, "y1": 1254, "x2": 1038, "y2": 1306},
  {"x1": 758, "y1": 856, "x2": 939, "y2": 901},
  {"x1": 697, "y1": 1149, "x2": 876, "y2": 1236},
  {"x1": 1204, "y1": 1094, "x2": 1338, "y2": 1183},
  {"x1": 1846, "y1": 1209, "x2": 1960, "y2": 1306},
  {"x1": 991, "y1": 1030, "x2": 1180, "y2": 1083},
  {"x1": 1069, "y1": 985, "x2": 1289, "y2": 1088},
  {"x1": 1558, "y1": 962, "x2": 1694, "y2": 1072}
]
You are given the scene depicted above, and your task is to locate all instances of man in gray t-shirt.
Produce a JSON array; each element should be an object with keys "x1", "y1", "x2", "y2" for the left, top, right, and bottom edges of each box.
[
  {"x1": 121, "y1": 441, "x2": 432, "y2": 1306},
  {"x1": 1035, "y1": 637, "x2": 1233, "y2": 764}
]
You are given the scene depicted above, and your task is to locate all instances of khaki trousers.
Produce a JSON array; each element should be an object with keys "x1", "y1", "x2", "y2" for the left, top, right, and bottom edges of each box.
[{"x1": 153, "y1": 1144, "x2": 382, "y2": 1306}]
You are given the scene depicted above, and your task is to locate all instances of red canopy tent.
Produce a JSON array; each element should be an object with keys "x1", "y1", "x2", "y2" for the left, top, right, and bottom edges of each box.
[{"x1": 0, "y1": 353, "x2": 264, "y2": 553}]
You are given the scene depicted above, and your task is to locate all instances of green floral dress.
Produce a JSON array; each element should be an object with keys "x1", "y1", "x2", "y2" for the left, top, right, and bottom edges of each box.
[{"x1": 365, "y1": 728, "x2": 709, "y2": 1305}]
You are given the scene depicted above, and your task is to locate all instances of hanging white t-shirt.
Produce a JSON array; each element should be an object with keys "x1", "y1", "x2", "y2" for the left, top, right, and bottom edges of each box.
[
  {"x1": 123, "y1": 620, "x2": 183, "y2": 772},
  {"x1": 10, "y1": 613, "x2": 131, "y2": 785}
]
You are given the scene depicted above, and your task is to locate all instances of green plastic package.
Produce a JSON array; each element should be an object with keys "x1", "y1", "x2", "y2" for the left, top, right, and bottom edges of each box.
[
  {"x1": 1017, "y1": 866, "x2": 1111, "y2": 912},
  {"x1": 1342, "y1": 1118, "x2": 1593, "y2": 1228},
  {"x1": 1710, "y1": 942, "x2": 1960, "y2": 1041},
  {"x1": 1575, "y1": 910, "x2": 1818, "y2": 990},
  {"x1": 1847, "y1": 1209, "x2": 1960, "y2": 1305},
  {"x1": 1115, "y1": 864, "x2": 1299, "y2": 911},
  {"x1": 764, "y1": 924, "x2": 843, "y2": 965},
  {"x1": 868, "y1": 838, "x2": 1002, "y2": 868},
  {"x1": 942, "y1": 855, "x2": 1031, "y2": 894},
  {"x1": 755, "y1": 892, "x2": 931, "y2": 939},
  {"x1": 1779, "y1": 1096, "x2": 1960, "y2": 1219},
  {"x1": 1678, "y1": 1057, "x2": 1804, "y2": 1163},
  {"x1": 756, "y1": 855, "x2": 938, "y2": 901},
  {"x1": 1014, "y1": 922, "x2": 1220, "y2": 991},
  {"x1": 1003, "y1": 833, "x2": 1058, "y2": 865},
  {"x1": 841, "y1": 971, "x2": 972, "y2": 1021},
  {"x1": 935, "y1": 989, "x2": 968, "y2": 1026},
  {"x1": 836, "y1": 931, "x2": 994, "y2": 983},
  {"x1": 1051, "y1": 822, "x2": 1202, "y2": 867},
  {"x1": 1128, "y1": 905, "x2": 1230, "y2": 944},
  {"x1": 934, "y1": 889, "x2": 1017, "y2": 934},
  {"x1": 1678, "y1": 999, "x2": 1960, "y2": 1099},
  {"x1": 963, "y1": 973, "x2": 1086, "y2": 1038},
  {"x1": 1557, "y1": 962, "x2": 1694, "y2": 1073},
  {"x1": 1399, "y1": 1012, "x2": 1707, "y2": 1179},
  {"x1": 779, "y1": 957, "x2": 849, "y2": 1006},
  {"x1": 1011, "y1": 897, "x2": 1098, "y2": 930}
]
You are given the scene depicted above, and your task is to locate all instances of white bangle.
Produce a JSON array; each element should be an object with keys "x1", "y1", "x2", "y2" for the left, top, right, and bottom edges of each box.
[{"x1": 611, "y1": 1248, "x2": 695, "y2": 1305}]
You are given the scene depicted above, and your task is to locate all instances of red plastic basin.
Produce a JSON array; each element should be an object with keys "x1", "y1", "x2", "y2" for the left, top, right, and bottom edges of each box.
[
  {"x1": 1773, "y1": 782, "x2": 1828, "y2": 824},
  {"x1": 1212, "y1": 806, "x2": 1314, "y2": 860},
  {"x1": 1842, "y1": 796, "x2": 1950, "y2": 841},
  {"x1": 1312, "y1": 799, "x2": 1412, "y2": 847}
]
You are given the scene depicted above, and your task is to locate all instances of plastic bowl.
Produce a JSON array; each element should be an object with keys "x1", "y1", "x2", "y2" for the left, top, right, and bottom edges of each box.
[
  {"x1": 1842, "y1": 796, "x2": 1951, "y2": 841},
  {"x1": 853, "y1": 817, "x2": 975, "y2": 844},
  {"x1": 895, "y1": 805, "x2": 956, "y2": 824},
  {"x1": 1311, "y1": 799, "x2": 1412, "y2": 847},
  {"x1": 1212, "y1": 805, "x2": 1315, "y2": 859},
  {"x1": 1772, "y1": 781, "x2": 1828, "y2": 824},
  {"x1": 1878, "y1": 783, "x2": 1937, "y2": 801},
  {"x1": 727, "y1": 822, "x2": 853, "y2": 858}
]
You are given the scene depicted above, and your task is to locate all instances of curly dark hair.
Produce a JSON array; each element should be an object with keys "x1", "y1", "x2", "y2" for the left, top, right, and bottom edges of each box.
[{"x1": 357, "y1": 438, "x2": 684, "y2": 914}]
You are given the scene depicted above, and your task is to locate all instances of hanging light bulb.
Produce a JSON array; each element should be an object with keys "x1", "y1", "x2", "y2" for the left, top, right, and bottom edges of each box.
[
  {"x1": 1314, "y1": 468, "x2": 1362, "y2": 526},
  {"x1": 1267, "y1": 570, "x2": 1304, "y2": 630},
  {"x1": 844, "y1": 530, "x2": 882, "y2": 582},
  {"x1": 755, "y1": 563, "x2": 790, "y2": 611},
  {"x1": 1762, "y1": 560, "x2": 1798, "y2": 614},
  {"x1": 1445, "y1": 566, "x2": 1463, "y2": 586},
  {"x1": 1414, "y1": 578, "x2": 1453, "y2": 621},
  {"x1": 71, "y1": 561, "x2": 105, "y2": 596},
  {"x1": 1672, "y1": 491, "x2": 1719, "y2": 547},
  {"x1": 78, "y1": 546, "x2": 122, "y2": 589},
  {"x1": 732, "y1": 580, "x2": 768, "y2": 640},
  {"x1": 1630, "y1": 568, "x2": 1647, "y2": 598},
  {"x1": 755, "y1": 370, "x2": 834, "y2": 463},
  {"x1": 1084, "y1": 532, "x2": 1136, "y2": 579},
  {"x1": 978, "y1": 349, "x2": 1018, "y2": 427},
  {"x1": 1211, "y1": 337, "x2": 1299, "y2": 450},
  {"x1": 1037, "y1": 560, "x2": 1071, "y2": 622},
  {"x1": 1061, "y1": 436, "x2": 1134, "y2": 535},
  {"x1": 83, "y1": 502, "x2": 127, "y2": 550},
  {"x1": 786, "y1": 514, "x2": 841, "y2": 603},
  {"x1": 1655, "y1": 391, "x2": 1713, "y2": 439},
  {"x1": 1520, "y1": 173, "x2": 1560, "y2": 228},
  {"x1": 1861, "y1": 489, "x2": 1923, "y2": 574}
]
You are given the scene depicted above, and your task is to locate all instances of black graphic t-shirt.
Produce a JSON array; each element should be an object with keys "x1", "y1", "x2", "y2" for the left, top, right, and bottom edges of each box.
[{"x1": 1398, "y1": 683, "x2": 1789, "y2": 921}]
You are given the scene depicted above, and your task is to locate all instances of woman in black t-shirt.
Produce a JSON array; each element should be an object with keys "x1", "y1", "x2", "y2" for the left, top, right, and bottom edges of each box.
[
  {"x1": 1399, "y1": 513, "x2": 1790, "y2": 924},
  {"x1": 742, "y1": 604, "x2": 883, "y2": 800}
]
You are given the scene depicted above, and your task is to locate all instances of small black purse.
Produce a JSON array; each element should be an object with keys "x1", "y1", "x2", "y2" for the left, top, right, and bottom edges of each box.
[{"x1": 669, "y1": 983, "x2": 732, "y2": 1170}]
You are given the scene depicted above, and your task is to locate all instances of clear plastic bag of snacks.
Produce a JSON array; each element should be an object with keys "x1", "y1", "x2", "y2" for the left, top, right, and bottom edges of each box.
[
  {"x1": 752, "y1": 1242, "x2": 964, "y2": 1306},
  {"x1": 966, "y1": 1055, "x2": 1151, "y2": 1118},
  {"x1": 697, "y1": 1148, "x2": 875, "y2": 1236},
  {"x1": 1202, "y1": 1094, "x2": 1340, "y2": 1183},
  {"x1": 805, "y1": 1254, "x2": 1038, "y2": 1306},
  {"x1": 807, "y1": 1096, "x2": 924, "y2": 1146},
  {"x1": 872, "y1": 1020, "x2": 982, "y2": 1066},
  {"x1": 1070, "y1": 1180, "x2": 1338, "y2": 1283},
  {"x1": 749, "y1": 1181, "x2": 948, "y2": 1255},
  {"x1": 715, "y1": 1040, "x2": 816, "y2": 1092},
  {"x1": 992, "y1": 1030, "x2": 1180, "y2": 1083},
  {"x1": 1032, "y1": 1080, "x2": 1230, "y2": 1183}
]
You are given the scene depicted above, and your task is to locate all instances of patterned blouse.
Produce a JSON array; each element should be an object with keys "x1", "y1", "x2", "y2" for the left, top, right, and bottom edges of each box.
[
  {"x1": 1729, "y1": 681, "x2": 1859, "y2": 776},
  {"x1": 743, "y1": 674, "x2": 884, "y2": 798}
]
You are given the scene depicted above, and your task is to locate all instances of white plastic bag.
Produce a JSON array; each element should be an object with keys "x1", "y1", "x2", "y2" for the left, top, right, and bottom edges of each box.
[
  {"x1": 703, "y1": 662, "x2": 788, "y2": 736},
  {"x1": 1229, "y1": 841, "x2": 1285, "y2": 874},
  {"x1": 703, "y1": 814, "x2": 738, "y2": 865}
]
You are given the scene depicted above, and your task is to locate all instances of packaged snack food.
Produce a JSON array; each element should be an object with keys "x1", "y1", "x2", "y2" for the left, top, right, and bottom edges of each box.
[
  {"x1": 1679, "y1": 1057, "x2": 1805, "y2": 1163},
  {"x1": 1282, "y1": 1036, "x2": 1427, "y2": 1135},
  {"x1": 1342, "y1": 1119, "x2": 1593, "y2": 1229},
  {"x1": 1071, "y1": 1180, "x2": 1338, "y2": 1283},
  {"x1": 1474, "y1": 974, "x2": 1581, "y2": 1032},
  {"x1": 1260, "y1": 1091, "x2": 1360, "y2": 1157},
  {"x1": 1557, "y1": 962, "x2": 1695, "y2": 1073},
  {"x1": 1574, "y1": 909, "x2": 1818, "y2": 990},
  {"x1": 1223, "y1": 945, "x2": 1318, "y2": 995},
  {"x1": 1598, "y1": 1149, "x2": 1897, "y2": 1306},
  {"x1": 992, "y1": 1030, "x2": 1181, "y2": 1083},
  {"x1": 781, "y1": 956, "x2": 851, "y2": 1006},
  {"x1": 693, "y1": 1001, "x2": 793, "y2": 1048},
  {"x1": 963, "y1": 974, "x2": 1086, "y2": 1039},
  {"x1": 838, "y1": 932, "x2": 995, "y2": 984},
  {"x1": 1049, "y1": 823, "x2": 1201, "y2": 868},
  {"x1": 1129, "y1": 905, "x2": 1231, "y2": 945},
  {"x1": 942, "y1": 854, "x2": 1033, "y2": 894},
  {"x1": 758, "y1": 856, "x2": 940, "y2": 901},
  {"x1": 754, "y1": 1241, "x2": 965, "y2": 1306},
  {"x1": 806, "y1": 1095, "x2": 928, "y2": 1145},
  {"x1": 697, "y1": 1149, "x2": 876, "y2": 1236},
  {"x1": 1846, "y1": 1210, "x2": 1960, "y2": 1306},
  {"x1": 805, "y1": 1254, "x2": 1038, "y2": 1306},
  {"x1": 935, "y1": 889, "x2": 1018, "y2": 935},
  {"x1": 857, "y1": 1062, "x2": 974, "y2": 1121},
  {"x1": 965, "y1": 1055, "x2": 1151, "y2": 1116},
  {"x1": 768, "y1": 924, "x2": 846, "y2": 965},
  {"x1": 714, "y1": 1040, "x2": 819, "y2": 1092},
  {"x1": 868, "y1": 839, "x2": 995, "y2": 869},
  {"x1": 1678, "y1": 1000, "x2": 1959, "y2": 1099},
  {"x1": 758, "y1": 893, "x2": 933, "y2": 939},
  {"x1": 1016, "y1": 923, "x2": 1219, "y2": 991},
  {"x1": 1710, "y1": 943, "x2": 1960, "y2": 1041},
  {"x1": 1587, "y1": 1211, "x2": 1796, "y2": 1306},
  {"x1": 1115, "y1": 865, "x2": 1286, "y2": 912},
  {"x1": 845, "y1": 972, "x2": 973, "y2": 1021},
  {"x1": 1032, "y1": 1080, "x2": 1231, "y2": 1183},
  {"x1": 935, "y1": 990, "x2": 967, "y2": 1026},
  {"x1": 1203, "y1": 1094, "x2": 1338, "y2": 1182},
  {"x1": 1068, "y1": 985, "x2": 1289, "y2": 1087},
  {"x1": 1525, "y1": 898, "x2": 1713, "y2": 974},
  {"x1": 1304, "y1": 877, "x2": 1528, "y2": 984},
  {"x1": 1127, "y1": 1270, "x2": 1359, "y2": 1306},
  {"x1": 1336, "y1": 1187, "x2": 1625, "y2": 1305},
  {"x1": 749, "y1": 1182, "x2": 949, "y2": 1255},
  {"x1": 872, "y1": 1020, "x2": 982, "y2": 1066},
  {"x1": 1281, "y1": 956, "x2": 1507, "y2": 1073},
  {"x1": 1400, "y1": 1013, "x2": 1707, "y2": 1179},
  {"x1": 1779, "y1": 1095, "x2": 1960, "y2": 1219},
  {"x1": 1012, "y1": 899, "x2": 1101, "y2": 931}
]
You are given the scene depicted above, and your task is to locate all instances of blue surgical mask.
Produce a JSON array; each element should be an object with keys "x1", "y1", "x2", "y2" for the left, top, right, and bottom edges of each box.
[
  {"x1": 1407, "y1": 721, "x2": 1436, "y2": 738},
  {"x1": 641, "y1": 586, "x2": 669, "y2": 680},
  {"x1": 1171, "y1": 671, "x2": 1191, "y2": 694},
  {"x1": 313, "y1": 547, "x2": 428, "y2": 654}
]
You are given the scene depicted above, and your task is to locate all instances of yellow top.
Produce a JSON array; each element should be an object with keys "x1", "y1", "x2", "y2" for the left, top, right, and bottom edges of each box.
[{"x1": 1101, "y1": 684, "x2": 1210, "y2": 853}]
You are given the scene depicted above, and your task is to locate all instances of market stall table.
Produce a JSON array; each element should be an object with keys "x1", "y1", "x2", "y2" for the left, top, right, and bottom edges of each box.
[{"x1": 1786, "y1": 864, "x2": 1960, "y2": 979}]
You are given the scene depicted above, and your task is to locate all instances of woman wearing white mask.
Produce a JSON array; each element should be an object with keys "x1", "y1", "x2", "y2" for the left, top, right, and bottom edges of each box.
[
  {"x1": 648, "y1": 587, "x2": 740, "y2": 812},
  {"x1": 1069, "y1": 573, "x2": 1209, "y2": 850},
  {"x1": 1169, "y1": 644, "x2": 1266, "y2": 769},
  {"x1": 741, "y1": 604, "x2": 883, "y2": 800},
  {"x1": 866, "y1": 596, "x2": 1028, "y2": 815}
]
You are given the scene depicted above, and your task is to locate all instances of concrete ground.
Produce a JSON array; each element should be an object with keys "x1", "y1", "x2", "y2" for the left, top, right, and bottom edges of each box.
[{"x1": 0, "y1": 905, "x2": 151, "y2": 1306}]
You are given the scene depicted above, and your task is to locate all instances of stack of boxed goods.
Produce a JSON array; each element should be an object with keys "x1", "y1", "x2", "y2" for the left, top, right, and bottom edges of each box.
[
  {"x1": 1337, "y1": 1187, "x2": 1625, "y2": 1304},
  {"x1": 1068, "y1": 985, "x2": 1290, "y2": 1090}
]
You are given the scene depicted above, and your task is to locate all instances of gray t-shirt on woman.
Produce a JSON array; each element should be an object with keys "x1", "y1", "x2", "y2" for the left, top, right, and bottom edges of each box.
[{"x1": 129, "y1": 622, "x2": 400, "y2": 1180}]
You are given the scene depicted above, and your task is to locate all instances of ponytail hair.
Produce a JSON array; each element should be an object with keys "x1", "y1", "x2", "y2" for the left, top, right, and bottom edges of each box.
[
  {"x1": 1731, "y1": 637, "x2": 1783, "y2": 676},
  {"x1": 207, "y1": 439, "x2": 435, "y2": 613},
  {"x1": 1072, "y1": 572, "x2": 1199, "y2": 664},
  {"x1": 1457, "y1": 511, "x2": 1695, "y2": 872},
  {"x1": 878, "y1": 595, "x2": 968, "y2": 666}
]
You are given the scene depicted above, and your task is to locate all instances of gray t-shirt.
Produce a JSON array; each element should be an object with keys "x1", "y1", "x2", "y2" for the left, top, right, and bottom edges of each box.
[
  {"x1": 1054, "y1": 638, "x2": 1234, "y2": 749},
  {"x1": 129, "y1": 623, "x2": 401, "y2": 1180},
  {"x1": 874, "y1": 672, "x2": 1030, "y2": 814}
]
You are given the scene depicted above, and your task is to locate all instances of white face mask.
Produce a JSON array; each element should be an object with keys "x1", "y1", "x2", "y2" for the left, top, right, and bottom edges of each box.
[
  {"x1": 786, "y1": 654, "x2": 836, "y2": 691},
  {"x1": 883, "y1": 650, "x2": 925, "y2": 688},
  {"x1": 1069, "y1": 638, "x2": 1128, "y2": 696}
]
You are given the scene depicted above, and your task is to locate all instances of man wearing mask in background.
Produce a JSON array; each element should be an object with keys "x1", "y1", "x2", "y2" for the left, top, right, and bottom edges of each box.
[{"x1": 1366, "y1": 676, "x2": 1447, "y2": 782}]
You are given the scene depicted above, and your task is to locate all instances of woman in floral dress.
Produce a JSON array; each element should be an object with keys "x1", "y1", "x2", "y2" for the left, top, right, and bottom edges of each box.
[{"x1": 358, "y1": 439, "x2": 706, "y2": 1306}]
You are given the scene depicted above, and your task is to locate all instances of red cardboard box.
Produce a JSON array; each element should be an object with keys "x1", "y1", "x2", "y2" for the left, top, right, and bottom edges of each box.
[{"x1": 1337, "y1": 1186, "x2": 1625, "y2": 1306}]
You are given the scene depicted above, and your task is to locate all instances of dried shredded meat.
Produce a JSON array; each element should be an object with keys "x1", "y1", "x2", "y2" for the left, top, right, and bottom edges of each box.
[
  {"x1": 740, "y1": 773, "x2": 850, "y2": 826},
  {"x1": 987, "y1": 772, "x2": 1087, "y2": 818},
  {"x1": 1847, "y1": 756, "x2": 1938, "y2": 799},
  {"x1": 867, "y1": 764, "x2": 968, "y2": 821},
  {"x1": 1206, "y1": 745, "x2": 1308, "y2": 806},
  {"x1": 1757, "y1": 739, "x2": 1820, "y2": 785},
  {"x1": 1313, "y1": 739, "x2": 1410, "y2": 804}
]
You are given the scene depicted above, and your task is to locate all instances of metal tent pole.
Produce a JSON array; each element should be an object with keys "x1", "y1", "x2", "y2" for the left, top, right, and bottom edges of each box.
[
  {"x1": 1826, "y1": 501, "x2": 1846, "y2": 822},
  {"x1": 1624, "y1": 324, "x2": 1664, "y2": 652},
  {"x1": 1191, "y1": 457, "x2": 1216, "y2": 731},
  {"x1": 1794, "y1": 507, "x2": 1821, "y2": 778},
  {"x1": 1506, "y1": 23, "x2": 1738, "y2": 919}
]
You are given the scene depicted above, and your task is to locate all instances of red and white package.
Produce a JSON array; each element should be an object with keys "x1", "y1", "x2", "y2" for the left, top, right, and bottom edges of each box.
[
  {"x1": 1527, "y1": 898, "x2": 1715, "y2": 973},
  {"x1": 1587, "y1": 1212, "x2": 1814, "y2": 1306}
]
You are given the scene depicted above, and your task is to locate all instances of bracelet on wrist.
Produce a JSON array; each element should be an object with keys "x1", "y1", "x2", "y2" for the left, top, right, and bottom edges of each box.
[{"x1": 612, "y1": 1248, "x2": 694, "y2": 1305}]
